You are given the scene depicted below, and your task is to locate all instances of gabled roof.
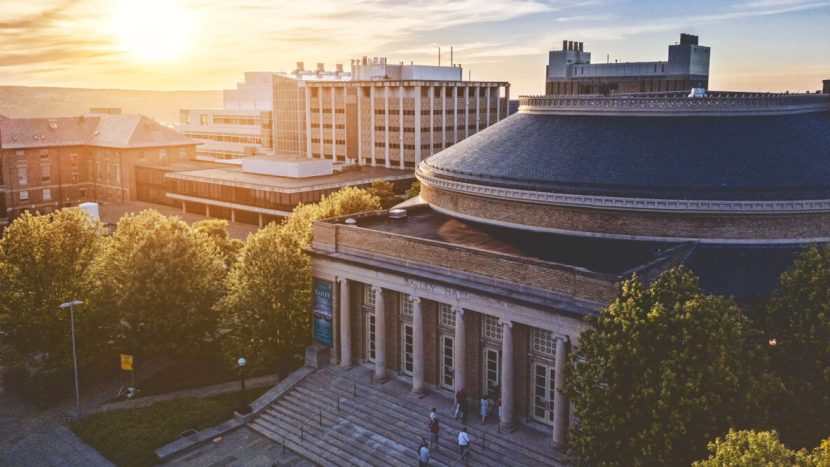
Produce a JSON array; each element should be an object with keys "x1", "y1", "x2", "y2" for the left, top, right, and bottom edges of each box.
[
  {"x1": 0, "y1": 114, "x2": 195, "y2": 150},
  {"x1": 89, "y1": 115, "x2": 195, "y2": 148}
]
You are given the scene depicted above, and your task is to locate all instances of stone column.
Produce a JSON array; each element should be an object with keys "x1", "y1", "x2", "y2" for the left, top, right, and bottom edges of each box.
[
  {"x1": 441, "y1": 86, "x2": 447, "y2": 149},
  {"x1": 330, "y1": 87, "x2": 337, "y2": 161},
  {"x1": 399, "y1": 85, "x2": 405, "y2": 169},
  {"x1": 357, "y1": 87, "x2": 363, "y2": 165},
  {"x1": 374, "y1": 286, "x2": 387, "y2": 381},
  {"x1": 500, "y1": 319, "x2": 515, "y2": 431},
  {"x1": 414, "y1": 87, "x2": 422, "y2": 164},
  {"x1": 318, "y1": 87, "x2": 324, "y2": 159},
  {"x1": 370, "y1": 86, "x2": 376, "y2": 166},
  {"x1": 453, "y1": 86, "x2": 459, "y2": 144},
  {"x1": 412, "y1": 296, "x2": 424, "y2": 393},
  {"x1": 453, "y1": 306, "x2": 466, "y2": 393},
  {"x1": 552, "y1": 337, "x2": 570, "y2": 448},
  {"x1": 486, "y1": 86, "x2": 491, "y2": 127},
  {"x1": 384, "y1": 86, "x2": 390, "y2": 168},
  {"x1": 428, "y1": 86, "x2": 435, "y2": 156},
  {"x1": 495, "y1": 86, "x2": 501, "y2": 122},
  {"x1": 339, "y1": 278, "x2": 352, "y2": 368},
  {"x1": 464, "y1": 87, "x2": 470, "y2": 138}
]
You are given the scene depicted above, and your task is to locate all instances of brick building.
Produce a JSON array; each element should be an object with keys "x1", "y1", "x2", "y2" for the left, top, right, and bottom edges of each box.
[
  {"x1": 307, "y1": 87, "x2": 830, "y2": 452},
  {"x1": 0, "y1": 114, "x2": 196, "y2": 224}
]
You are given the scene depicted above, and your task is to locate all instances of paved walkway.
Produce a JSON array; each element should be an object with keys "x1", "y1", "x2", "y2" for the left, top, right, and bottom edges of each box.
[
  {"x1": 161, "y1": 426, "x2": 313, "y2": 467},
  {"x1": 91, "y1": 374, "x2": 279, "y2": 414}
]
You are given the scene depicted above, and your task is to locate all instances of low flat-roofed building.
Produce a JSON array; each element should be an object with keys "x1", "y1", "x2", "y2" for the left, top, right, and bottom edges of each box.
[{"x1": 135, "y1": 156, "x2": 415, "y2": 226}]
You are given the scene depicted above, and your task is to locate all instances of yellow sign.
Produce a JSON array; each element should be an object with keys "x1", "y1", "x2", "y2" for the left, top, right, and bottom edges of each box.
[{"x1": 120, "y1": 354, "x2": 134, "y2": 371}]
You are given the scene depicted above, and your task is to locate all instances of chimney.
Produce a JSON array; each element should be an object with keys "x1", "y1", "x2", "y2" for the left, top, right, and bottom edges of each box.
[
  {"x1": 578, "y1": 42, "x2": 584, "y2": 52},
  {"x1": 567, "y1": 40, "x2": 573, "y2": 51},
  {"x1": 336, "y1": 63, "x2": 343, "y2": 73},
  {"x1": 562, "y1": 40, "x2": 567, "y2": 50},
  {"x1": 296, "y1": 61, "x2": 305, "y2": 71},
  {"x1": 316, "y1": 62, "x2": 325, "y2": 73},
  {"x1": 823, "y1": 79, "x2": 830, "y2": 94}
]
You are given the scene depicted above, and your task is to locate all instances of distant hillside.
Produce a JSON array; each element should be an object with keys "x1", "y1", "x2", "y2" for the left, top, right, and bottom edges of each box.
[{"x1": 0, "y1": 86, "x2": 223, "y2": 125}]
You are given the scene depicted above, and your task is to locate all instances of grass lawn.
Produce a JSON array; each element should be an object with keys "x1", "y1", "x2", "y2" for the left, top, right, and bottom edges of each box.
[{"x1": 72, "y1": 387, "x2": 269, "y2": 467}]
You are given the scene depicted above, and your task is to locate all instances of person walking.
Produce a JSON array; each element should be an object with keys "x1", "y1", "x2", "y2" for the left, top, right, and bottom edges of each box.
[
  {"x1": 418, "y1": 438, "x2": 430, "y2": 466},
  {"x1": 458, "y1": 426, "x2": 471, "y2": 465},
  {"x1": 480, "y1": 394, "x2": 489, "y2": 424},
  {"x1": 459, "y1": 392, "x2": 469, "y2": 424},
  {"x1": 430, "y1": 407, "x2": 438, "y2": 423},
  {"x1": 429, "y1": 416, "x2": 440, "y2": 451},
  {"x1": 454, "y1": 388, "x2": 464, "y2": 420},
  {"x1": 496, "y1": 395, "x2": 503, "y2": 423}
]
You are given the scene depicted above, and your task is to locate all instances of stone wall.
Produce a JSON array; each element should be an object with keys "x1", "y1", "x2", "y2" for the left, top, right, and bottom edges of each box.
[{"x1": 422, "y1": 182, "x2": 830, "y2": 242}]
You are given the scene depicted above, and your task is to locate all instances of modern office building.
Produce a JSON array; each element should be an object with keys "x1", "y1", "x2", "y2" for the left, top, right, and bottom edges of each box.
[
  {"x1": 546, "y1": 33, "x2": 710, "y2": 95},
  {"x1": 177, "y1": 72, "x2": 275, "y2": 160},
  {"x1": 179, "y1": 60, "x2": 510, "y2": 168},
  {"x1": 305, "y1": 86, "x2": 830, "y2": 453},
  {"x1": 134, "y1": 156, "x2": 414, "y2": 227},
  {"x1": 0, "y1": 114, "x2": 196, "y2": 224}
]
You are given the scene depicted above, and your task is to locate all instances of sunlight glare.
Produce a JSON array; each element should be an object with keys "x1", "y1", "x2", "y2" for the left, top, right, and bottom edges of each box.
[{"x1": 113, "y1": 0, "x2": 194, "y2": 63}]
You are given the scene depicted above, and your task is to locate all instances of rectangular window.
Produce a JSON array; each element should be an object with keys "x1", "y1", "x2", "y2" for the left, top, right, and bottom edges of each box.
[
  {"x1": 17, "y1": 166, "x2": 28, "y2": 185},
  {"x1": 483, "y1": 348, "x2": 502, "y2": 398},
  {"x1": 531, "y1": 328, "x2": 557, "y2": 358},
  {"x1": 439, "y1": 303, "x2": 455, "y2": 329},
  {"x1": 483, "y1": 316, "x2": 503, "y2": 342},
  {"x1": 80, "y1": 188, "x2": 87, "y2": 198},
  {"x1": 40, "y1": 150, "x2": 49, "y2": 159},
  {"x1": 19, "y1": 190, "x2": 29, "y2": 201},
  {"x1": 401, "y1": 324, "x2": 413, "y2": 376},
  {"x1": 42, "y1": 188, "x2": 51, "y2": 201},
  {"x1": 441, "y1": 335, "x2": 454, "y2": 390},
  {"x1": 363, "y1": 284, "x2": 376, "y2": 308},
  {"x1": 41, "y1": 165, "x2": 51, "y2": 182},
  {"x1": 400, "y1": 293, "x2": 413, "y2": 316},
  {"x1": 200, "y1": 114, "x2": 208, "y2": 125},
  {"x1": 366, "y1": 313, "x2": 376, "y2": 362}
]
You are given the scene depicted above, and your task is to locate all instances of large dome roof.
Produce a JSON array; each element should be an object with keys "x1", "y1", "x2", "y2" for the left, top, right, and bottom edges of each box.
[
  {"x1": 422, "y1": 111, "x2": 830, "y2": 201},
  {"x1": 417, "y1": 93, "x2": 830, "y2": 243}
]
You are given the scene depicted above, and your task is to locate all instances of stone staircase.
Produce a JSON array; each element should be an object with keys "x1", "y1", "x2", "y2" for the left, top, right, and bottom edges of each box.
[{"x1": 248, "y1": 366, "x2": 567, "y2": 466}]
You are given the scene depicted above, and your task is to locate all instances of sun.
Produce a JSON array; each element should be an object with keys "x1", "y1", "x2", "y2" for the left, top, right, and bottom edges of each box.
[{"x1": 113, "y1": 0, "x2": 195, "y2": 63}]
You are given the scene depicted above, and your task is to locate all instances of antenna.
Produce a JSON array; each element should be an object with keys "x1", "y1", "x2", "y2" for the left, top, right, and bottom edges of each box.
[{"x1": 451, "y1": 46, "x2": 453, "y2": 67}]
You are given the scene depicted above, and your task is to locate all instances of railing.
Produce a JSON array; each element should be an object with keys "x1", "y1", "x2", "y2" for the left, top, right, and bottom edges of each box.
[{"x1": 518, "y1": 92, "x2": 830, "y2": 116}]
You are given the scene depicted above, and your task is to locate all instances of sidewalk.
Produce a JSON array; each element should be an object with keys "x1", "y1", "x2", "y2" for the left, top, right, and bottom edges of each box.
[{"x1": 90, "y1": 373, "x2": 279, "y2": 414}]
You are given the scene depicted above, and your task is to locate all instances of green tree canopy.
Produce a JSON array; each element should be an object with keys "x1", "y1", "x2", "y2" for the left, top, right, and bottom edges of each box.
[
  {"x1": 764, "y1": 245, "x2": 830, "y2": 448},
  {"x1": 404, "y1": 180, "x2": 421, "y2": 200},
  {"x1": 85, "y1": 210, "x2": 226, "y2": 360},
  {"x1": 566, "y1": 267, "x2": 771, "y2": 466},
  {"x1": 192, "y1": 219, "x2": 243, "y2": 268},
  {"x1": 693, "y1": 430, "x2": 811, "y2": 467},
  {"x1": 0, "y1": 209, "x2": 104, "y2": 369},
  {"x1": 219, "y1": 187, "x2": 380, "y2": 373},
  {"x1": 366, "y1": 179, "x2": 398, "y2": 209}
]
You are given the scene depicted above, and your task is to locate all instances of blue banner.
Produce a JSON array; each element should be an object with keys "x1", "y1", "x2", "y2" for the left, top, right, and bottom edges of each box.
[
  {"x1": 314, "y1": 318, "x2": 333, "y2": 346},
  {"x1": 313, "y1": 279, "x2": 333, "y2": 319}
]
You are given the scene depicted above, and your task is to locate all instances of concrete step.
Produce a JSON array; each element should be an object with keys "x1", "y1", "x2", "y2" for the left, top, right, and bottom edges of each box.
[
  {"x1": 256, "y1": 409, "x2": 361, "y2": 467},
  {"x1": 292, "y1": 382, "x2": 506, "y2": 467},
  {"x1": 307, "y1": 369, "x2": 552, "y2": 466},
  {"x1": 278, "y1": 390, "x2": 447, "y2": 467},
  {"x1": 270, "y1": 392, "x2": 418, "y2": 467}
]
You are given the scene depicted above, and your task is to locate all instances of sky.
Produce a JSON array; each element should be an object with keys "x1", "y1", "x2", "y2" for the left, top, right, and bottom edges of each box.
[{"x1": 1, "y1": 0, "x2": 829, "y2": 96}]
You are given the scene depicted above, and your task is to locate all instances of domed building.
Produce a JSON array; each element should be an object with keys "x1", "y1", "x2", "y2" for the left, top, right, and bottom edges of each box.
[{"x1": 306, "y1": 89, "x2": 830, "y2": 456}]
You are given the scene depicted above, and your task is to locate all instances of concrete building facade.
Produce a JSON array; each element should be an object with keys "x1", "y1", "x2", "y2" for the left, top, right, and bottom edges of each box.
[{"x1": 546, "y1": 33, "x2": 710, "y2": 95}]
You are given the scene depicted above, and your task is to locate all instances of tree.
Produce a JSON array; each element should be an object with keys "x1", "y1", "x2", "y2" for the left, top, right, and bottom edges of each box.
[
  {"x1": 219, "y1": 187, "x2": 380, "y2": 373},
  {"x1": 0, "y1": 209, "x2": 104, "y2": 370},
  {"x1": 566, "y1": 267, "x2": 771, "y2": 466},
  {"x1": 192, "y1": 219, "x2": 243, "y2": 268},
  {"x1": 693, "y1": 430, "x2": 811, "y2": 467},
  {"x1": 85, "y1": 210, "x2": 226, "y2": 360},
  {"x1": 404, "y1": 180, "x2": 421, "y2": 200},
  {"x1": 366, "y1": 179, "x2": 398, "y2": 209},
  {"x1": 764, "y1": 245, "x2": 830, "y2": 448}
]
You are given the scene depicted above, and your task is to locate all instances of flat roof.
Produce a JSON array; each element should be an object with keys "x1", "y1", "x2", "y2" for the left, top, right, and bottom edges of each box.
[
  {"x1": 344, "y1": 205, "x2": 676, "y2": 275},
  {"x1": 166, "y1": 165, "x2": 415, "y2": 193}
]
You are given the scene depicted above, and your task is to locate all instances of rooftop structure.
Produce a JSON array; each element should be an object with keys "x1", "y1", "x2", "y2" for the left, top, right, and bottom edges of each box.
[
  {"x1": 546, "y1": 33, "x2": 710, "y2": 95},
  {"x1": 306, "y1": 81, "x2": 830, "y2": 452}
]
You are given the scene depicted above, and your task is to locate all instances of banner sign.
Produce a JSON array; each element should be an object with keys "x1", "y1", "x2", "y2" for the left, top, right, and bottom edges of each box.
[
  {"x1": 313, "y1": 318, "x2": 333, "y2": 346},
  {"x1": 120, "y1": 354, "x2": 134, "y2": 371},
  {"x1": 313, "y1": 279, "x2": 333, "y2": 320}
]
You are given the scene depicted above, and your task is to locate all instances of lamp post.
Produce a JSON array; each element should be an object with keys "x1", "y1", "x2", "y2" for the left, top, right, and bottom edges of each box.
[
  {"x1": 237, "y1": 357, "x2": 250, "y2": 414},
  {"x1": 59, "y1": 300, "x2": 83, "y2": 419}
]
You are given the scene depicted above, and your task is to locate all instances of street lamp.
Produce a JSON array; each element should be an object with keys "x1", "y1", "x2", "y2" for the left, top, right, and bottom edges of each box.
[
  {"x1": 237, "y1": 357, "x2": 250, "y2": 414},
  {"x1": 59, "y1": 300, "x2": 83, "y2": 419}
]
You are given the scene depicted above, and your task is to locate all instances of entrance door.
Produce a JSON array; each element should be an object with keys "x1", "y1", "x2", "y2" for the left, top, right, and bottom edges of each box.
[
  {"x1": 401, "y1": 324, "x2": 413, "y2": 376},
  {"x1": 483, "y1": 348, "x2": 501, "y2": 398},
  {"x1": 531, "y1": 362, "x2": 556, "y2": 425},
  {"x1": 440, "y1": 335, "x2": 454, "y2": 390}
]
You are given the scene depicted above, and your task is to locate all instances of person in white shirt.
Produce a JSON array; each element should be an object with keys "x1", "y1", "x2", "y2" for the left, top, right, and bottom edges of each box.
[
  {"x1": 430, "y1": 407, "x2": 438, "y2": 422},
  {"x1": 418, "y1": 438, "x2": 430, "y2": 466},
  {"x1": 458, "y1": 426, "x2": 471, "y2": 464}
]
